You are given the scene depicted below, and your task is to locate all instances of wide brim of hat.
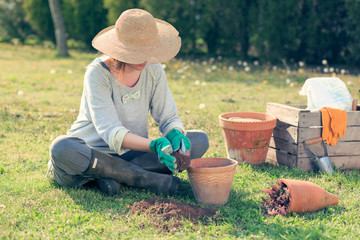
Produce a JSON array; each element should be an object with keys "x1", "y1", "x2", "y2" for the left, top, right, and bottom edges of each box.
[{"x1": 92, "y1": 18, "x2": 181, "y2": 64}]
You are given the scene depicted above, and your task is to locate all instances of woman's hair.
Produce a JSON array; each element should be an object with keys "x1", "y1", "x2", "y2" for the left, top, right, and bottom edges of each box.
[
  {"x1": 113, "y1": 59, "x2": 126, "y2": 81},
  {"x1": 114, "y1": 59, "x2": 126, "y2": 72}
]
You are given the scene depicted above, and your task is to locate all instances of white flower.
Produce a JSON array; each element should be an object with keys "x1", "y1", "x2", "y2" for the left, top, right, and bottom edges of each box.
[
  {"x1": 206, "y1": 68, "x2": 211, "y2": 73},
  {"x1": 237, "y1": 60, "x2": 242, "y2": 65},
  {"x1": 322, "y1": 59, "x2": 328, "y2": 65},
  {"x1": 211, "y1": 65, "x2": 217, "y2": 70},
  {"x1": 50, "y1": 69, "x2": 56, "y2": 74},
  {"x1": 347, "y1": 81, "x2": 353, "y2": 86},
  {"x1": 253, "y1": 61, "x2": 259, "y2": 66},
  {"x1": 298, "y1": 61, "x2": 304, "y2": 67},
  {"x1": 245, "y1": 66, "x2": 251, "y2": 72},
  {"x1": 199, "y1": 103, "x2": 206, "y2": 109},
  {"x1": 195, "y1": 80, "x2": 200, "y2": 85},
  {"x1": 201, "y1": 82, "x2": 206, "y2": 86},
  {"x1": 329, "y1": 67, "x2": 334, "y2": 72},
  {"x1": 243, "y1": 61, "x2": 248, "y2": 66},
  {"x1": 161, "y1": 64, "x2": 167, "y2": 69},
  {"x1": 17, "y1": 90, "x2": 23, "y2": 96},
  {"x1": 323, "y1": 68, "x2": 329, "y2": 73},
  {"x1": 228, "y1": 66, "x2": 234, "y2": 71},
  {"x1": 202, "y1": 61, "x2": 207, "y2": 65},
  {"x1": 67, "y1": 69, "x2": 73, "y2": 74},
  {"x1": 272, "y1": 66, "x2": 277, "y2": 71},
  {"x1": 285, "y1": 78, "x2": 291, "y2": 85},
  {"x1": 340, "y1": 69, "x2": 346, "y2": 74}
]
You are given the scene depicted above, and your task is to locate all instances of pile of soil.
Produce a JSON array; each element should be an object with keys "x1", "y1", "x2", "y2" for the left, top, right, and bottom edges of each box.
[
  {"x1": 171, "y1": 150, "x2": 191, "y2": 171},
  {"x1": 128, "y1": 197, "x2": 219, "y2": 232},
  {"x1": 261, "y1": 182, "x2": 290, "y2": 216}
]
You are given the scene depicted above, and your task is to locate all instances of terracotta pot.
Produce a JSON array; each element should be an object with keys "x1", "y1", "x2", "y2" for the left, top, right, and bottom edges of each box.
[
  {"x1": 187, "y1": 158, "x2": 238, "y2": 206},
  {"x1": 278, "y1": 179, "x2": 339, "y2": 213},
  {"x1": 219, "y1": 112, "x2": 277, "y2": 165}
]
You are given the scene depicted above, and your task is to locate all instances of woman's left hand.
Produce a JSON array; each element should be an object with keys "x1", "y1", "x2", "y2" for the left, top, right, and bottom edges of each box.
[{"x1": 166, "y1": 129, "x2": 191, "y2": 152}]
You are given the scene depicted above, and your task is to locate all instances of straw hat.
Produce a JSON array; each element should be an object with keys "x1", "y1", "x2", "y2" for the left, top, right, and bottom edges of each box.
[{"x1": 92, "y1": 8, "x2": 181, "y2": 64}]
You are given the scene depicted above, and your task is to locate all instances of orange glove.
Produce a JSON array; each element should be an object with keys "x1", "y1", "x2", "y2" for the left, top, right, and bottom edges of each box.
[
  {"x1": 320, "y1": 107, "x2": 333, "y2": 144},
  {"x1": 326, "y1": 107, "x2": 347, "y2": 138}
]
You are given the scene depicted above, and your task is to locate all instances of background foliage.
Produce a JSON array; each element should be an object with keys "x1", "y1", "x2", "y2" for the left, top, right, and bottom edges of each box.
[{"x1": 0, "y1": 0, "x2": 360, "y2": 65}]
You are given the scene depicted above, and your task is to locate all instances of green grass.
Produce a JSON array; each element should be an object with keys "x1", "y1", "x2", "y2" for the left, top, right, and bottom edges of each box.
[{"x1": 1, "y1": 43, "x2": 360, "y2": 239}]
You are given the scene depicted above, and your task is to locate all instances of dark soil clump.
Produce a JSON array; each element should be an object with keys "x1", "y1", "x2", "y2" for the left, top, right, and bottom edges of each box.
[
  {"x1": 129, "y1": 197, "x2": 217, "y2": 220},
  {"x1": 262, "y1": 182, "x2": 290, "y2": 216},
  {"x1": 171, "y1": 150, "x2": 191, "y2": 171},
  {"x1": 128, "y1": 197, "x2": 219, "y2": 233}
]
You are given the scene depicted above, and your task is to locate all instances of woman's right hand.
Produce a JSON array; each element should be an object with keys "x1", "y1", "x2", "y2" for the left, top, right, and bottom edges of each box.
[{"x1": 150, "y1": 138, "x2": 177, "y2": 174}]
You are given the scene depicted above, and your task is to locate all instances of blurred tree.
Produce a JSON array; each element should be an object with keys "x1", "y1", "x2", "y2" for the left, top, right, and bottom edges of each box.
[
  {"x1": 63, "y1": 0, "x2": 107, "y2": 47},
  {"x1": 104, "y1": 0, "x2": 141, "y2": 25},
  {"x1": 255, "y1": 0, "x2": 302, "y2": 63},
  {"x1": 48, "y1": 0, "x2": 69, "y2": 56},
  {"x1": 344, "y1": 0, "x2": 360, "y2": 65},
  {"x1": 142, "y1": 0, "x2": 200, "y2": 55},
  {"x1": 22, "y1": 0, "x2": 55, "y2": 42},
  {"x1": 309, "y1": 0, "x2": 347, "y2": 64},
  {"x1": 0, "y1": 0, "x2": 33, "y2": 42},
  {"x1": 214, "y1": 0, "x2": 258, "y2": 58}
]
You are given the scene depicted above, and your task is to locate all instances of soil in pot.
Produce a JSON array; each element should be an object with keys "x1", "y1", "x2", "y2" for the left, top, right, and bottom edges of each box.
[
  {"x1": 261, "y1": 182, "x2": 290, "y2": 216},
  {"x1": 262, "y1": 179, "x2": 339, "y2": 216}
]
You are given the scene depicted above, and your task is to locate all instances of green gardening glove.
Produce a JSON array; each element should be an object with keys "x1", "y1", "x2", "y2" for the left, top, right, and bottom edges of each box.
[
  {"x1": 166, "y1": 129, "x2": 191, "y2": 152},
  {"x1": 150, "y1": 137, "x2": 178, "y2": 173}
]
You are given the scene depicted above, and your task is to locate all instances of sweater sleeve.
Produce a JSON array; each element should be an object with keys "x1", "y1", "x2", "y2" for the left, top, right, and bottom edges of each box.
[
  {"x1": 83, "y1": 65, "x2": 129, "y2": 154},
  {"x1": 149, "y1": 64, "x2": 185, "y2": 137}
]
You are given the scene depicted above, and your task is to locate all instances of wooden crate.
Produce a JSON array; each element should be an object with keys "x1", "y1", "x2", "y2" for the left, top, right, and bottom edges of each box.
[{"x1": 266, "y1": 102, "x2": 360, "y2": 171}]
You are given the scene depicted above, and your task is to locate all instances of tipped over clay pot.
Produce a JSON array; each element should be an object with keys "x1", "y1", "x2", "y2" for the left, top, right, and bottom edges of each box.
[
  {"x1": 278, "y1": 179, "x2": 339, "y2": 213},
  {"x1": 187, "y1": 158, "x2": 238, "y2": 206},
  {"x1": 219, "y1": 112, "x2": 277, "y2": 165}
]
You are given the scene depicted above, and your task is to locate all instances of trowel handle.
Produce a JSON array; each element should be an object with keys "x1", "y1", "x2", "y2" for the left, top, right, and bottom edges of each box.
[{"x1": 305, "y1": 137, "x2": 323, "y2": 146}]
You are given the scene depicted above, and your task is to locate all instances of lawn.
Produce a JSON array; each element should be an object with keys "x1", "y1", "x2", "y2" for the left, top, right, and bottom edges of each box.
[{"x1": 0, "y1": 43, "x2": 360, "y2": 239}]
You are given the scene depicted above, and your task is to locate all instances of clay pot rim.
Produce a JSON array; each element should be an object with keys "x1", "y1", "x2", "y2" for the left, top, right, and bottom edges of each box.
[
  {"x1": 219, "y1": 112, "x2": 277, "y2": 131},
  {"x1": 187, "y1": 157, "x2": 238, "y2": 173}
]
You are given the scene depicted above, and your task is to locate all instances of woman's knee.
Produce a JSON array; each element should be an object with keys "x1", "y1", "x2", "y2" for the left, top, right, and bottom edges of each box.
[
  {"x1": 187, "y1": 130, "x2": 209, "y2": 158},
  {"x1": 50, "y1": 136, "x2": 87, "y2": 162}
]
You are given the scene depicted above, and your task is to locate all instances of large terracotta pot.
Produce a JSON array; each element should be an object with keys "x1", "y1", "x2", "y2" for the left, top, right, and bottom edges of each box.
[
  {"x1": 187, "y1": 158, "x2": 238, "y2": 206},
  {"x1": 219, "y1": 112, "x2": 277, "y2": 165},
  {"x1": 278, "y1": 179, "x2": 339, "y2": 213}
]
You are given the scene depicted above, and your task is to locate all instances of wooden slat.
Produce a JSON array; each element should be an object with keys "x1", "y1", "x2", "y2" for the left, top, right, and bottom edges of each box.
[
  {"x1": 297, "y1": 155, "x2": 360, "y2": 171},
  {"x1": 267, "y1": 102, "x2": 360, "y2": 127},
  {"x1": 273, "y1": 125, "x2": 360, "y2": 144},
  {"x1": 266, "y1": 102, "x2": 302, "y2": 126},
  {"x1": 269, "y1": 137, "x2": 297, "y2": 155},
  {"x1": 298, "y1": 141, "x2": 360, "y2": 157},
  {"x1": 267, "y1": 147, "x2": 297, "y2": 168}
]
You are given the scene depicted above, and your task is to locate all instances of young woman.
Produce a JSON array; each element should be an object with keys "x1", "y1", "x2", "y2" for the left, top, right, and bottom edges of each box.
[{"x1": 47, "y1": 9, "x2": 209, "y2": 196}]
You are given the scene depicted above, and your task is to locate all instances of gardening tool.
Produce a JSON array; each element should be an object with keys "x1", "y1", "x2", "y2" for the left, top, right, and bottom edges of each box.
[{"x1": 303, "y1": 137, "x2": 334, "y2": 174}]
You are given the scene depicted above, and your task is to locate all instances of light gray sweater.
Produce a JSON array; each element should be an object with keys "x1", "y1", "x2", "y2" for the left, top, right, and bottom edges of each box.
[{"x1": 67, "y1": 59, "x2": 185, "y2": 155}]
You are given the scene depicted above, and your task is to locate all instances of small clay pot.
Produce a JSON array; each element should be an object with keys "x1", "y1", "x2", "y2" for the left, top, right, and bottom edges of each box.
[
  {"x1": 187, "y1": 158, "x2": 238, "y2": 206},
  {"x1": 278, "y1": 179, "x2": 339, "y2": 213}
]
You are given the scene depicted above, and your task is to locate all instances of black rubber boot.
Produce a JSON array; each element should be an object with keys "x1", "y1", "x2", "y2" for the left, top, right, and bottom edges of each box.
[
  {"x1": 128, "y1": 152, "x2": 172, "y2": 174},
  {"x1": 96, "y1": 178, "x2": 121, "y2": 196},
  {"x1": 84, "y1": 149, "x2": 179, "y2": 196}
]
